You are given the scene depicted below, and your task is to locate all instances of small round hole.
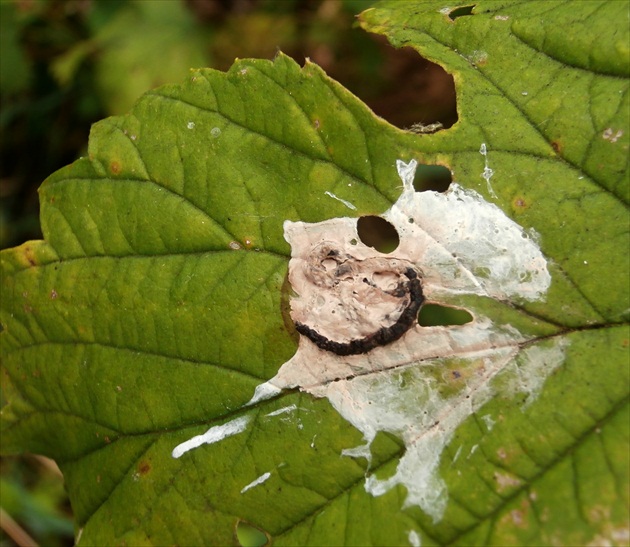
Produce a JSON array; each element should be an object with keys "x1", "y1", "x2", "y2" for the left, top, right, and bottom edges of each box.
[
  {"x1": 418, "y1": 304, "x2": 473, "y2": 326},
  {"x1": 413, "y1": 164, "x2": 452, "y2": 193},
  {"x1": 236, "y1": 521, "x2": 268, "y2": 547},
  {"x1": 356, "y1": 216, "x2": 400, "y2": 253}
]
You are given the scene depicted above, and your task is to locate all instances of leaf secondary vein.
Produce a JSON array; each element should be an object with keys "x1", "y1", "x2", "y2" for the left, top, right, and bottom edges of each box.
[
  {"x1": 46, "y1": 175, "x2": 240, "y2": 249},
  {"x1": 146, "y1": 90, "x2": 393, "y2": 205},
  {"x1": 2, "y1": 340, "x2": 269, "y2": 383},
  {"x1": 443, "y1": 396, "x2": 629, "y2": 545}
]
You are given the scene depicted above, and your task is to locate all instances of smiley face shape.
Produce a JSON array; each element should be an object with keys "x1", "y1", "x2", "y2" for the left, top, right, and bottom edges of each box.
[{"x1": 289, "y1": 241, "x2": 424, "y2": 356}]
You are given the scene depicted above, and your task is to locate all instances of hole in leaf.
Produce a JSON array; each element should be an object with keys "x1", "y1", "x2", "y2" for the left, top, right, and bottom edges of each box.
[
  {"x1": 418, "y1": 304, "x2": 473, "y2": 326},
  {"x1": 413, "y1": 164, "x2": 452, "y2": 193},
  {"x1": 357, "y1": 216, "x2": 399, "y2": 253},
  {"x1": 331, "y1": 35, "x2": 457, "y2": 130},
  {"x1": 236, "y1": 521, "x2": 268, "y2": 547},
  {"x1": 449, "y1": 5, "x2": 475, "y2": 20}
]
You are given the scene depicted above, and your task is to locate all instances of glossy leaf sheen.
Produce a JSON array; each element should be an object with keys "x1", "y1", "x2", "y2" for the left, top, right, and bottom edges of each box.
[{"x1": 1, "y1": 1, "x2": 628, "y2": 545}]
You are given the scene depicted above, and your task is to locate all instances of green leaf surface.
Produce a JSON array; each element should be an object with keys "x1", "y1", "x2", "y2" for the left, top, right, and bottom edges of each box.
[{"x1": 1, "y1": 1, "x2": 628, "y2": 545}]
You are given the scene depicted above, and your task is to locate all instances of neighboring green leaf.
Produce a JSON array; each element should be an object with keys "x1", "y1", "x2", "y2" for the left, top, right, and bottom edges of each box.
[
  {"x1": 91, "y1": 0, "x2": 208, "y2": 115},
  {"x1": 1, "y1": 1, "x2": 628, "y2": 546},
  {"x1": 0, "y1": 2, "x2": 32, "y2": 96}
]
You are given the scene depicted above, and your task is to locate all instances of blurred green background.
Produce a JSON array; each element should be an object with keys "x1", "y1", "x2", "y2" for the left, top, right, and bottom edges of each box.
[{"x1": 0, "y1": 1, "x2": 456, "y2": 545}]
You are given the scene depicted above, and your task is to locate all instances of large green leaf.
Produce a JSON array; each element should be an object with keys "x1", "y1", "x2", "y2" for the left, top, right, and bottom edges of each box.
[{"x1": 1, "y1": 1, "x2": 628, "y2": 545}]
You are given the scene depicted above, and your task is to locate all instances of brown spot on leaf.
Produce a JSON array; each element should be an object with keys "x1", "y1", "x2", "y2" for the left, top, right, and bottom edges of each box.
[
  {"x1": 551, "y1": 140, "x2": 562, "y2": 154},
  {"x1": 21, "y1": 245, "x2": 37, "y2": 266},
  {"x1": 110, "y1": 160, "x2": 122, "y2": 175},
  {"x1": 138, "y1": 461, "x2": 151, "y2": 476},
  {"x1": 512, "y1": 196, "x2": 529, "y2": 211}
]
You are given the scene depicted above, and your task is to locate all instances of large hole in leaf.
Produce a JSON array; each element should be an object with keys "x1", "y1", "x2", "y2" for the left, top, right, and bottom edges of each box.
[
  {"x1": 357, "y1": 216, "x2": 399, "y2": 253},
  {"x1": 418, "y1": 304, "x2": 473, "y2": 326},
  {"x1": 449, "y1": 5, "x2": 476, "y2": 20},
  {"x1": 413, "y1": 164, "x2": 452, "y2": 193},
  {"x1": 328, "y1": 35, "x2": 457, "y2": 130},
  {"x1": 236, "y1": 521, "x2": 268, "y2": 547}
]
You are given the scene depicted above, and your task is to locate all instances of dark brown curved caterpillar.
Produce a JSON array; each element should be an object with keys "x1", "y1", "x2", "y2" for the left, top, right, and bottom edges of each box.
[{"x1": 295, "y1": 268, "x2": 424, "y2": 356}]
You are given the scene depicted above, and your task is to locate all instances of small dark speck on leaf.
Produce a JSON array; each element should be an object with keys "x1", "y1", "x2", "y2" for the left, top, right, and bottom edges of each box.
[
  {"x1": 109, "y1": 160, "x2": 122, "y2": 175},
  {"x1": 22, "y1": 246, "x2": 36, "y2": 266},
  {"x1": 512, "y1": 196, "x2": 529, "y2": 211}
]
